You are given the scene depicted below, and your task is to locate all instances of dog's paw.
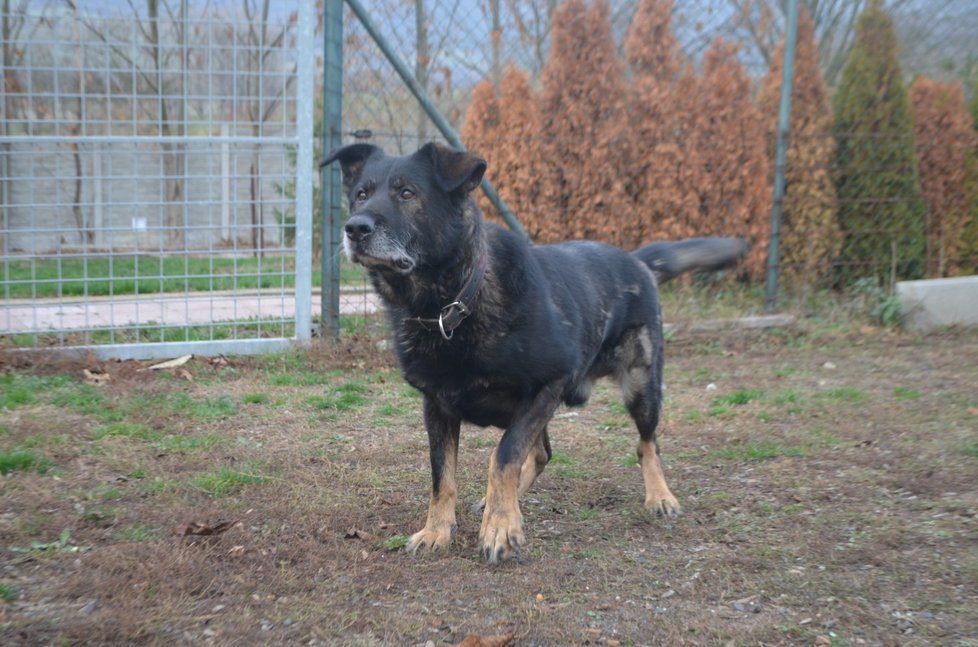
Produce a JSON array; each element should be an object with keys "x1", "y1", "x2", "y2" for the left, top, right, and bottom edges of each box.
[
  {"x1": 406, "y1": 523, "x2": 455, "y2": 555},
  {"x1": 478, "y1": 509, "x2": 524, "y2": 564},
  {"x1": 645, "y1": 494, "x2": 681, "y2": 518}
]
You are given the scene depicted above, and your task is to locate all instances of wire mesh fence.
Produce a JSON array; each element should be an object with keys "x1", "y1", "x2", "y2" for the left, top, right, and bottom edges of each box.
[
  {"x1": 1, "y1": 1, "x2": 316, "y2": 358},
  {"x1": 3, "y1": 0, "x2": 978, "y2": 358},
  {"x1": 337, "y1": 0, "x2": 978, "y2": 303}
]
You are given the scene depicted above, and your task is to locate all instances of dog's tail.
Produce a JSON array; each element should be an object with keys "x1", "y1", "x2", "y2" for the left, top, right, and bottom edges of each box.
[{"x1": 632, "y1": 237, "x2": 749, "y2": 283}]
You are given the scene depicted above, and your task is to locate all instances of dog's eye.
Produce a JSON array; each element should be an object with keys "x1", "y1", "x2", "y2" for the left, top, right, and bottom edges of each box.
[
  {"x1": 399, "y1": 188, "x2": 416, "y2": 201},
  {"x1": 355, "y1": 189, "x2": 368, "y2": 202}
]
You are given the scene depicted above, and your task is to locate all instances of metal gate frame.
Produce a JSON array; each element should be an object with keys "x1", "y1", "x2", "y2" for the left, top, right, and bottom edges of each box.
[{"x1": 1, "y1": 1, "x2": 317, "y2": 360}]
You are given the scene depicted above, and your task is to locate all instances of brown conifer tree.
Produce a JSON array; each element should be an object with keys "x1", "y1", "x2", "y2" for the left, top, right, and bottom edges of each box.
[
  {"x1": 678, "y1": 39, "x2": 771, "y2": 277},
  {"x1": 624, "y1": 0, "x2": 691, "y2": 249},
  {"x1": 909, "y1": 77, "x2": 976, "y2": 276},
  {"x1": 757, "y1": 6, "x2": 840, "y2": 292},
  {"x1": 535, "y1": 0, "x2": 631, "y2": 245},
  {"x1": 462, "y1": 65, "x2": 541, "y2": 234},
  {"x1": 462, "y1": 77, "x2": 503, "y2": 222}
]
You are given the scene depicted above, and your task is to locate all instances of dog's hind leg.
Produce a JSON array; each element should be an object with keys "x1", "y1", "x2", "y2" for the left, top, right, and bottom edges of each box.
[
  {"x1": 636, "y1": 434, "x2": 680, "y2": 517},
  {"x1": 407, "y1": 396, "x2": 461, "y2": 554},
  {"x1": 617, "y1": 329, "x2": 681, "y2": 518}
]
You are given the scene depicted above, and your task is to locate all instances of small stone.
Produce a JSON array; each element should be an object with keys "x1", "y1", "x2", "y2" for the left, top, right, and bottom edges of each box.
[
  {"x1": 706, "y1": 383, "x2": 717, "y2": 391},
  {"x1": 80, "y1": 600, "x2": 98, "y2": 615}
]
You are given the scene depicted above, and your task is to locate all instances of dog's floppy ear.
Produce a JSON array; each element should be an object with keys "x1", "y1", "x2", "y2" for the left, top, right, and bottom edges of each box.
[
  {"x1": 320, "y1": 144, "x2": 382, "y2": 192},
  {"x1": 419, "y1": 142, "x2": 487, "y2": 195}
]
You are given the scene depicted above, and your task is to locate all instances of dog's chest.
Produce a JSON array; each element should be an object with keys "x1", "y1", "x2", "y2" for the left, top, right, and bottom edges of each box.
[{"x1": 398, "y1": 338, "x2": 524, "y2": 428}]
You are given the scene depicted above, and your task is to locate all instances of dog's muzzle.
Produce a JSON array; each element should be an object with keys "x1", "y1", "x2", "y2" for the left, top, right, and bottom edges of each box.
[{"x1": 342, "y1": 214, "x2": 416, "y2": 274}]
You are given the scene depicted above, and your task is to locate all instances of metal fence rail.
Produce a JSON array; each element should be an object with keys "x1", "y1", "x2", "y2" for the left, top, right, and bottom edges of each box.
[{"x1": 1, "y1": 1, "x2": 315, "y2": 359}]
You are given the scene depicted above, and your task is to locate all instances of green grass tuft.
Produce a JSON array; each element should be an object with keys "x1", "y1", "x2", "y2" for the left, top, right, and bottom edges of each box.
[
  {"x1": 819, "y1": 386, "x2": 869, "y2": 402},
  {"x1": 381, "y1": 535, "x2": 410, "y2": 551},
  {"x1": 92, "y1": 422, "x2": 160, "y2": 442},
  {"x1": 306, "y1": 382, "x2": 370, "y2": 412},
  {"x1": 0, "y1": 450, "x2": 53, "y2": 475},
  {"x1": 190, "y1": 463, "x2": 269, "y2": 497},
  {"x1": 711, "y1": 440, "x2": 806, "y2": 462},
  {"x1": 0, "y1": 582, "x2": 19, "y2": 602},
  {"x1": 0, "y1": 374, "x2": 73, "y2": 410},
  {"x1": 714, "y1": 388, "x2": 765, "y2": 406},
  {"x1": 893, "y1": 386, "x2": 922, "y2": 401}
]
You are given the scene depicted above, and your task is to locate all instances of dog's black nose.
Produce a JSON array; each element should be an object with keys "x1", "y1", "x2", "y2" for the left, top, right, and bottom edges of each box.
[{"x1": 345, "y1": 215, "x2": 375, "y2": 242}]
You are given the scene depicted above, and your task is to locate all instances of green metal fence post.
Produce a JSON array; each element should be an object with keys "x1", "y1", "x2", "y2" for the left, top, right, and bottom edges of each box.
[
  {"x1": 321, "y1": 0, "x2": 344, "y2": 338},
  {"x1": 765, "y1": 0, "x2": 799, "y2": 312}
]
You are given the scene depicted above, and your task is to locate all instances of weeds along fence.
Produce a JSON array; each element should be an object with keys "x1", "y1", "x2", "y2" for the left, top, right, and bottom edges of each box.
[{"x1": 3, "y1": 1, "x2": 978, "y2": 359}]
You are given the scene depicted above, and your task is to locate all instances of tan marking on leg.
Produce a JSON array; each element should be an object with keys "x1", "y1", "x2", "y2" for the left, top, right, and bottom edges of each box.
[
  {"x1": 517, "y1": 442, "x2": 548, "y2": 498},
  {"x1": 637, "y1": 439, "x2": 680, "y2": 517},
  {"x1": 479, "y1": 450, "x2": 524, "y2": 564},
  {"x1": 470, "y1": 441, "x2": 547, "y2": 515},
  {"x1": 407, "y1": 447, "x2": 457, "y2": 553}
]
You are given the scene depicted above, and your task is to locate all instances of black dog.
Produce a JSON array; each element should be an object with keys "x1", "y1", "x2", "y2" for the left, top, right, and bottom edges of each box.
[{"x1": 321, "y1": 143, "x2": 746, "y2": 564}]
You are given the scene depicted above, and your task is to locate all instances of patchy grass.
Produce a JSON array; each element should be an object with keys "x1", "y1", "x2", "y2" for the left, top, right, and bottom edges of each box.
[
  {"x1": 710, "y1": 439, "x2": 806, "y2": 462},
  {"x1": 188, "y1": 463, "x2": 270, "y2": 497},
  {"x1": 713, "y1": 388, "x2": 765, "y2": 406},
  {"x1": 1, "y1": 328, "x2": 977, "y2": 645},
  {"x1": 0, "y1": 450, "x2": 53, "y2": 475},
  {"x1": 0, "y1": 582, "x2": 19, "y2": 603}
]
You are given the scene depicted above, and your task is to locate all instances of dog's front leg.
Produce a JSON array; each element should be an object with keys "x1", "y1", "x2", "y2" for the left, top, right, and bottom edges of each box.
[
  {"x1": 480, "y1": 383, "x2": 564, "y2": 564},
  {"x1": 407, "y1": 396, "x2": 461, "y2": 554}
]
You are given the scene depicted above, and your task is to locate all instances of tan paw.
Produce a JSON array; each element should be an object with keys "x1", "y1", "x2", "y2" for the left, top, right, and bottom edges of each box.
[
  {"x1": 645, "y1": 493, "x2": 681, "y2": 517},
  {"x1": 479, "y1": 508, "x2": 524, "y2": 564},
  {"x1": 405, "y1": 523, "x2": 455, "y2": 554}
]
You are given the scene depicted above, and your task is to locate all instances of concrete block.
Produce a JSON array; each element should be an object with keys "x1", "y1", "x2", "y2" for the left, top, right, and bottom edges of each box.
[{"x1": 896, "y1": 276, "x2": 978, "y2": 331}]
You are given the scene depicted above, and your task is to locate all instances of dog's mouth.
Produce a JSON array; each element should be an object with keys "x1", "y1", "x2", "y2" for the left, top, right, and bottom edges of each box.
[{"x1": 344, "y1": 237, "x2": 416, "y2": 275}]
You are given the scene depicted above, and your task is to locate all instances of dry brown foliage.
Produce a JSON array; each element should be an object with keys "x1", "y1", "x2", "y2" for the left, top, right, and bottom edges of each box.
[
  {"x1": 463, "y1": 0, "x2": 772, "y2": 272},
  {"x1": 623, "y1": 0, "x2": 693, "y2": 250},
  {"x1": 534, "y1": 0, "x2": 632, "y2": 246},
  {"x1": 909, "y1": 76, "x2": 977, "y2": 277},
  {"x1": 757, "y1": 6, "x2": 841, "y2": 291},
  {"x1": 461, "y1": 66, "x2": 541, "y2": 234},
  {"x1": 674, "y1": 39, "x2": 772, "y2": 276}
]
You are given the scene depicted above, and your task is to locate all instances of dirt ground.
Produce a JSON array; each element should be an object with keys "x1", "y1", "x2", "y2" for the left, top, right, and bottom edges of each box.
[{"x1": 1, "y1": 322, "x2": 977, "y2": 646}]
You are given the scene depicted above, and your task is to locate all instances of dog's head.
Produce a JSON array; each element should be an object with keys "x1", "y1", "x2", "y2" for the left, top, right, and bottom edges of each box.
[{"x1": 320, "y1": 143, "x2": 486, "y2": 275}]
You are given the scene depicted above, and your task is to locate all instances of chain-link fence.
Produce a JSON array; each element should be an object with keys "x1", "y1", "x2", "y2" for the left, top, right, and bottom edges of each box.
[
  {"x1": 1, "y1": 0, "x2": 317, "y2": 358},
  {"x1": 4, "y1": 0, "x2": 977, "y2": 358},
  {"x1": 335, "y1": 0, "x2": 978, "y2": 307}
]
